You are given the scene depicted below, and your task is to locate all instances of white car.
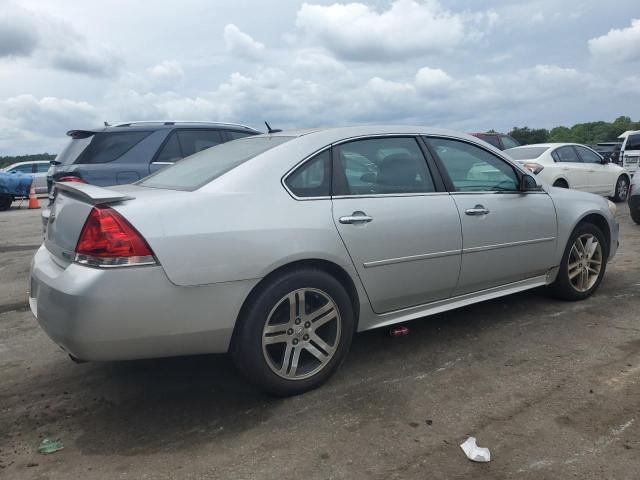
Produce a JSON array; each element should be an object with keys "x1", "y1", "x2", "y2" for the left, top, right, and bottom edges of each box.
[{"x1": 505, "y1": 143, "x2": 631, "y2": 202}]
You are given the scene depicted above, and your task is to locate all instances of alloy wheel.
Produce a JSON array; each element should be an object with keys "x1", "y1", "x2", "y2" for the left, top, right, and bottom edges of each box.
[
  {"x1": 262, "y1": 288, "x2": 341, "y2": 380},
  {"x1": 568, "y1": 234, "x2": 602, "y2": 292},
  {"x1": 617, "y1": 178, "x2": 629, "y2": 200}
]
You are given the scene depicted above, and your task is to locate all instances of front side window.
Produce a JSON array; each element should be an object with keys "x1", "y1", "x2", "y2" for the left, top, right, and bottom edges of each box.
[
  {"x1": 476, "y1": 134, "x2": 501, "y2": 149},
  {"x1": 11, "y1": 164, "x2": 33, "y2": 173},
  {"x1": 36, "y1": 163, "x2": 50, "y2": 173},
  {"x1": 177, "y1": 130, "x2": 223, "y2": 157},
  {"x1": 285, "y1": 150, "x2": 331, "y2": 198},
  {"x1": 553, "y1": 146, "x2": 580, "y2": 163},
  {"x1": 626, "y1": 134, "x2": 640, "y2": 150},
  {"x1": 334, "y1": 137, "x2": 435, "y2": 195},
  {"x1": 427, "y1": 137, "x2": 519, "y2": 192},
  {"x1": 155, "y1": 132, "x2": 182, "y2": 163},
  {"x1": 575, "y1": 146, "x2": 602, "y2": 164}
]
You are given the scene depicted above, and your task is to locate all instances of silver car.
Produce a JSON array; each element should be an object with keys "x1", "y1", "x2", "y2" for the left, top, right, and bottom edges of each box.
[
  {"x1": 2, "y1": 160, "x2": 49, "y2": 193},
  {"x1": 30, "y1": 126, "x2": 619, "y2": 395}
]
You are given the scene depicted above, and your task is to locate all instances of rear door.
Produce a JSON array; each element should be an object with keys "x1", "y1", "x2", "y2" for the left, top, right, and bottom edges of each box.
[
  {"x1": 425, "y1": 136, "x2": 557, "y2": 295},
  {"x1": 552, "y1": 146, "x2": 589, "y2": 191},
  {"x1": 34, "y1": 163, "x2": 49, "y2": 193},
  {"x1": 329, "y1": 136, "x2": 462, "y2": 313}
]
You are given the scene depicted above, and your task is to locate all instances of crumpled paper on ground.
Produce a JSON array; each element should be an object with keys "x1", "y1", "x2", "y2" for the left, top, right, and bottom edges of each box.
[{"x1": 460, "y1": 436, "x2": 490, "y2": 462}]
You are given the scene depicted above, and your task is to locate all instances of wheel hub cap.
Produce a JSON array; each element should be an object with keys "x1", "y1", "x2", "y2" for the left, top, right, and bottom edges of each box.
[
  {"x1": 262, "y1": 288, "x2": 341, "y2": 380},
  {"x1": 568, "y1": 234, "x2": 603, "y2": 292}
]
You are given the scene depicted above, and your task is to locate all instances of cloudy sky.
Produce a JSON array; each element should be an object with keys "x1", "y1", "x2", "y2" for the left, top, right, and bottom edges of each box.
[{"x1": 0, "y1": 0, "x2": 639, "y2": 155}]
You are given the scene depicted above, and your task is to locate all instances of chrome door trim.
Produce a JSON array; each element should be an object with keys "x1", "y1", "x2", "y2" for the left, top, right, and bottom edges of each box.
[
  {"x1": 363, "y1": 249, "x2": 462, "y2": 268},
  {"x1": 332, "y1": 192, "x2": 449, "y2": 200},
  {"x1": 151, "y1": 161, "x2": 175, "y2": 165},
  {"x1": 463, "y1": 236, "x2": 556, "y2": 254}
]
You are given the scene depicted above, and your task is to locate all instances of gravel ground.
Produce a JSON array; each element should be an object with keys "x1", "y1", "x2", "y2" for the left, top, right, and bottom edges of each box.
[{"x1": 1, "y1": 203, "x2": 639, "y2": 479}]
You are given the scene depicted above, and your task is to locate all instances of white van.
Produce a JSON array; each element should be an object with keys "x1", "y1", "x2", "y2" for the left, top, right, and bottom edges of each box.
[{"x1": 618, "y1": 130, "x2": 640, "y2": 177}]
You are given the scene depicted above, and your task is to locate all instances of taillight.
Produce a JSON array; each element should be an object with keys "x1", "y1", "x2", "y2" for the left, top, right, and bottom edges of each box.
[
  {"x1": 523, "y1": 162, "x2": 544, "y2": 175},
  {"x1": 58, "y1": 176, "x2": 86, "y2": 183},
  {"x1": 75, "y1": 205, "x2": 156, "y2": 268}
]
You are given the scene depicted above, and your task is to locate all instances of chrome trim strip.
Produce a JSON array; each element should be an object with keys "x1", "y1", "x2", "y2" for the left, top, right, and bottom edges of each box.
[
  {"x1": 332, "y1": 192, "x2": 448, "y2": 199},
  {"x1": 363, "y1": 249, "x2": 461, "y2": 268},
  {"x1": 463, "y1": 236, "x2": 555, "y2": 253}
]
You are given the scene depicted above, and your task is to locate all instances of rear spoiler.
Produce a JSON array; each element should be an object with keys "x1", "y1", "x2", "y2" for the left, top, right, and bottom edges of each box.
[{"x1": 55, "y1": 182, "x2": 134, "y2": 205}]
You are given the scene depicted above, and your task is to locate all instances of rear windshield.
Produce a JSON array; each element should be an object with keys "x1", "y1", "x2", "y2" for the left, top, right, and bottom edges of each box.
[
  {"x1": 626, "y1": 134, "x2": 640, "y2": 150},
  {"x1": 139, "y1": 136, "x2": 292, "y2": 190},
  {"x1": 56, "y1": 131, "x2": 151, "y2": 165},
  {"x1": 505, "y1": 146, "x2": 549, "y2": 160}
]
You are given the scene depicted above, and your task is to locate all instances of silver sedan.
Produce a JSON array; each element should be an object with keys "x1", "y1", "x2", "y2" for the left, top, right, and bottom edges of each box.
[{"x1": 30, "y1": 126, "x2": 619, "y2": 395}]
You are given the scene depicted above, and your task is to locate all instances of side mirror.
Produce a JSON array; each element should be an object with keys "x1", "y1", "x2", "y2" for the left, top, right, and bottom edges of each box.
[
  {"x1": 519, "y1": 174, "x2": 540, "y2": 192},
  {"x1": 601, "y1": 157, "x2": 609, "y2": 164}
]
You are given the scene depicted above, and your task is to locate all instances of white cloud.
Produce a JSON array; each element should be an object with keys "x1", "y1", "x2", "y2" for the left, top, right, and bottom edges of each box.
[
  {"x1": 0, "y1": 94, "x2": 99, "y2": 152},
  {"x1": 0, "y1": 0, "x2": 120, "y2": 76},
  {"x1": 294, "y1": 0, "x2": 495, "y2": 61},
  {"x1": 223, "y1": 24, "x2": 265, "y2": 61},
  {"x1": 415, "y1": 67, "x2": 452, "y2": 92},
  {"x1": 146, "y1": 60, "x2": 185, "y2": 87},
  {"x1": 589, "y1": 19, "x2": 640, "y2": 64}
]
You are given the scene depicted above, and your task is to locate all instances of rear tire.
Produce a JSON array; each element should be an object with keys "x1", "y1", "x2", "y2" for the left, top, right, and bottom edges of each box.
[
  {"x1": 0, "y1": 194, "x2": 12, "y2": 211},
  {"x1": 547, "y1": 223, "x2": 607, "y2": 301},
  {"x1": 553, "y1": 179, "x2": 568, "y2": 188},
  {"x1": 232, "y1": 268, "x2": 355, "y2": 396},
  {"x1": 612, "y1": 175, "x2": 629, "y2": 203}
]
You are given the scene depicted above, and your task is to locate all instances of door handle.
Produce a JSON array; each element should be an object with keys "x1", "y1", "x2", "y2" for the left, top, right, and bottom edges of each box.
[
  {"x1": 465, "y1": 205, "x2": 490, "y2": 216},
  {"x1": 339, "y1": 211, "x2": 373, "y2": 224}
]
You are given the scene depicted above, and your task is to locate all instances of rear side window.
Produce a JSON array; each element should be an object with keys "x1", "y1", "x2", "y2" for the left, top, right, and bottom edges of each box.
[
  {"x1": 227, "y1": 130, "x2": 255, "y2": 140},
  {"x1": 553, "y1": 146, "x2": 580, "y2": 163},
  {"x1": 139, "y1": 136, "x2": 292, "y2": 190},
  {"x1": 476, "y1": 134, "x2": 501, "y2": 149},
  {"x1": 334, "y1": 137, "x2": 435, "y2": 195},
  {"x1": 626, "y1": 134, "x2": 640, "y2": 150},
  {"x1": 285, "y1": 150, "x2": 331, "y2": 198},
  {"x1": 177, "y1": 130, "x2": 223, "y2": 157},
  {"x1": 76, "y1": 131, "x2": 152, "y2": 164}
]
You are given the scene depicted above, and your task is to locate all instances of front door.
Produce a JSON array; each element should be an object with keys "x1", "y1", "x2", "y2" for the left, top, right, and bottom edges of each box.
[
  {"x1": 331, "y1": 136, "x2": 462, "y2": 314},
  {"x1": 425, "y1": 137, "x2": 558, "y2": 295},
  {"x1": 574, "y1": 145, "x2": 611, "y2": 195}
]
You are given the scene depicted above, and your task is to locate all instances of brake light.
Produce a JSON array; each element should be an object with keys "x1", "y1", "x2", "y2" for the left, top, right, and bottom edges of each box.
[
  {"x1": 75, "y1": 205, "x2": 156, "y2": 267},
  {"x1": 58, "y1": 176, "x2": 86, "y2": 183},
  {"x1": 523, "y1": 162, "x2": 544, "y2": 174}
]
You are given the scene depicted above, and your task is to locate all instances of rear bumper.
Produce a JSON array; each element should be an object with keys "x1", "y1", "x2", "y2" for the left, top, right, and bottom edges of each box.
[{"x1": 29, "y1": 245, "x2": 258, "y2": 361}]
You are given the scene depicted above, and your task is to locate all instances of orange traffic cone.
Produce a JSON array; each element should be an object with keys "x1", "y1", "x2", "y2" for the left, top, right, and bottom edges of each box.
[{"x1": 28, "y1": 179, "x2": 40, "y2": 209}]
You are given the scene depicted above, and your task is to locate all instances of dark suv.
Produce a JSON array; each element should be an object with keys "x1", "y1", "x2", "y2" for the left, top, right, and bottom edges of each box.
[
  {"x1": 469, "y1": 132, "x2": 521, "y2": 150},
  {"x1": 47, "y1": 121, "x2": 259, "y2": 197}
]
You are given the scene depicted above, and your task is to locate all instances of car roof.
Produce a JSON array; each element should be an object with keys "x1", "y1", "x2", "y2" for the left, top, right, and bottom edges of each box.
[
  {"x1": 508, "y1": 143, "x2": 586, "y2": 149},
  {"x1": 67, "y1": 121, "x2": 259, "y2": 137},
  {"x1": 255, "y1": 125, "x2": 483, "y2": 144}
]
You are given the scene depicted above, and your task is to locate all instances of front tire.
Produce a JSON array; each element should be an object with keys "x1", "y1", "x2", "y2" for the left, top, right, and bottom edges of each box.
[
  {"x1": 553, "y1": 179, "x2": 568, "y2": 189},
  {"x1": 612, "y1": 175, "x2": 629, "y2": 203},
  {"x1": 548, "y1": 223, "x2": 607, "y2": 301},
  {"x1": 630, "y1": 196, "x2": 640, "y2": 224},
  {"x1": 232, "y1": 268, "x2": 355, "y2": 396}
]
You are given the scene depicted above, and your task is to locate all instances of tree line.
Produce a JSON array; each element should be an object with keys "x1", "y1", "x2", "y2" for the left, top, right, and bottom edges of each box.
[
  {"x1": 506, "y1": 116, "x2": 639, "y2": 146},
  {"x1": 0, "y1": 153, "x2": 56, "y2": 170}
]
